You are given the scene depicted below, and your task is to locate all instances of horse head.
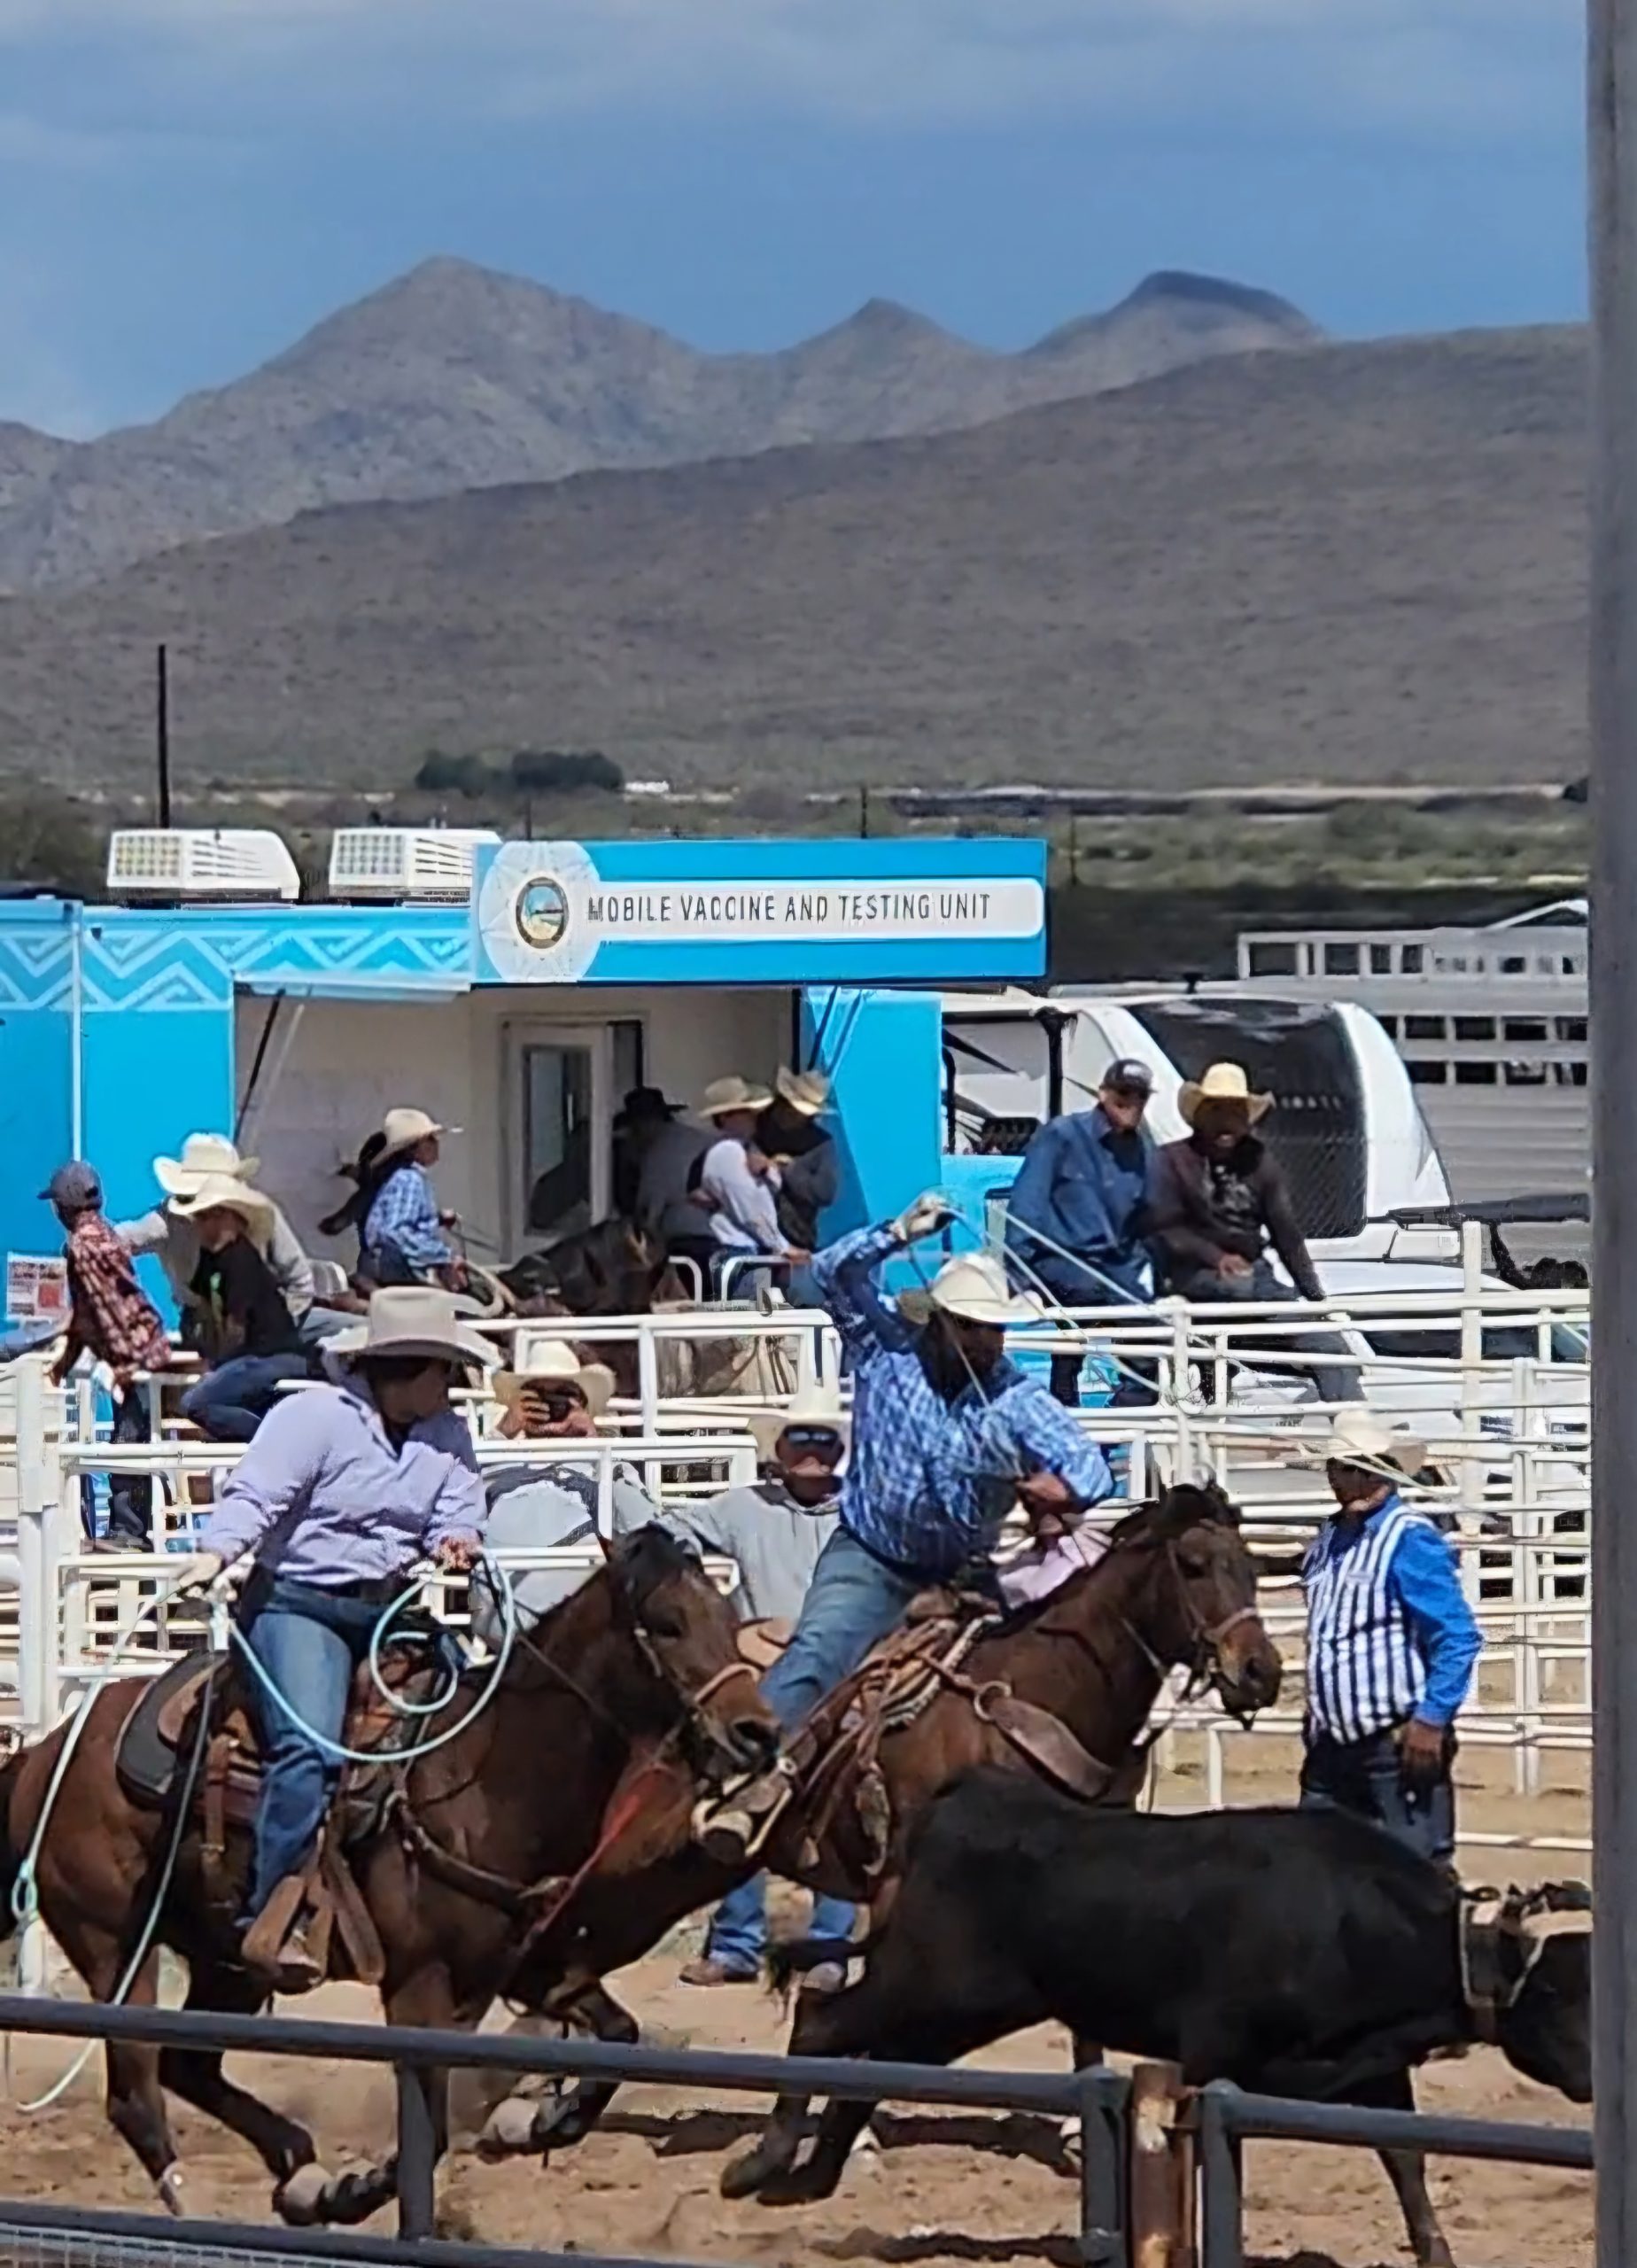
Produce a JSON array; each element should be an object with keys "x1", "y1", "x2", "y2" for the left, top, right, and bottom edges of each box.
[
  {"x1": 606, "y1": 1526, "x2": 780, "y2": 1783},
  {"x1": 1106, "y1": 1479, "x2": 1283, "y2": 1719}
]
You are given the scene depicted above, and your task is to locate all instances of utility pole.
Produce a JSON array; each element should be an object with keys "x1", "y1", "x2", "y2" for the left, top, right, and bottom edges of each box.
[
  {"x1": 1589, "y1": 2, "x2": 1635, "y2": 2256},
  {"x1": 155, "y1": 643, "x2": 173, "y2": 827},
  {"x1": 859, "y1": 785, "x2": 871, "y2": 840}
]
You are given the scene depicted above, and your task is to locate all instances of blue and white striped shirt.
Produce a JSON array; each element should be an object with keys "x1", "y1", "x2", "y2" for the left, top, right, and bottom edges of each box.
[
  {"x1": 1301, "y1": 1492, "x2": 1482, "y2": 1744},
  {"x1": 812, "y1": 1219, "x2": 1114, "y2": 1579}
]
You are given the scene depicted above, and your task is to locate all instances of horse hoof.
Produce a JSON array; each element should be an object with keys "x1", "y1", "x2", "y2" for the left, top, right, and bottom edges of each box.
[
  {"x1": 157, "y1": 2164, "x2": 188, "y2": 2218},
  {"x1": 275, "y1": 2163, "x2": 335, "y2": 2226},
  {"x1": 720, "y1": 2148, "x2": 780, "y2": 2202},
  {"x1": 477, "y1": 2097, "x2": 540, "y2": 2161}
]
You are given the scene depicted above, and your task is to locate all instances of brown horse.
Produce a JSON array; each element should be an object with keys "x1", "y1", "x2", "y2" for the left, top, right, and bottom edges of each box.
[
  {"x1": 478, "y1": 1481, "x2": 1282, "y2": 2192},
  {"x1": 0, "y1": 1527, "x2": 777, "y2": 2229}
]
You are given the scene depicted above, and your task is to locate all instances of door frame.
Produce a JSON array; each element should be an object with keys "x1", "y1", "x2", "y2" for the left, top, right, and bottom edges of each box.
[{"x1": 500, "y1": 1018, "x2": 616, "y2": 1253}]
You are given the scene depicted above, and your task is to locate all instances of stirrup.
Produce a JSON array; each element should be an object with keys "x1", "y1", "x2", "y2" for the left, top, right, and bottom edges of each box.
[{"x1": 692, "y1": 1760, "x2": 795, "y2": 1865}]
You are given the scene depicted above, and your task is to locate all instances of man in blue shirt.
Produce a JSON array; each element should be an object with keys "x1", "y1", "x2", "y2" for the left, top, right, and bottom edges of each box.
[
  {"x1": 1299, "y1": 1409, "x2": 1482, "y2": 1867},
  {"x1": 700, "y1": 1195, "x2": 1114, "y2": 1864},
  {"x1": 1005, "y1": 1058, "x2": 1155, "y2": 1407},
  {"x1": 363, "y1": 1108, "x2": 464, "y2": 1290}
]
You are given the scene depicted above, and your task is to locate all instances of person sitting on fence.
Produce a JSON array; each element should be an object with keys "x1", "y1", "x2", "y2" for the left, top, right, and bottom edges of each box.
[
  {"x1": 470, "y1": 1340, "x2": 659, "y2": 1641},
  {"x1": 1146, "y1": 1060, "x2": 1362, "y2": 1406},
  {"x1": 362, "y1": 1108, "x2": 467, "y2": 1293},
  {"x1": 116, "y1": 1131, "x2": 339, "y2": 1353},
  {"x1": 694, "y1": 1077, "x2": 805, "y2": 1294},
  {"x1": 674, "y1": 1382, "x2": 854, "y2": 1988},
  {"x1": 1296, "y1": 1408, "x2": 1481, "y2": 1868},
  {"x1": 174, "y1": 1176, "x2": 314, "y2": 1442},
  {"x1": 696, "y1": 1199, "x2": 1116, "y2": 1865},
  {"x1": 1005, "y1": 1056, "x2": 1157, "y2": 1409},
  {"x1": 628, "y1": 1087, "x2": 715, "y2": 1286},
  {"x1": 46, "y1": 1159, "x2": 175, "y2": 1550},
  {"x1": 183, "y1": 1285, "x2": 494, "y2": 1988}
]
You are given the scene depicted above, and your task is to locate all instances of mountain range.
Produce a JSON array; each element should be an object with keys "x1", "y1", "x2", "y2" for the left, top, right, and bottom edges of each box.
[
  {"x1": 0, "y1": 260, "x2": 1317, "y2": 591},
  {"x1": 0, "y1": 321, "x2": 1585, "y2": 796}
]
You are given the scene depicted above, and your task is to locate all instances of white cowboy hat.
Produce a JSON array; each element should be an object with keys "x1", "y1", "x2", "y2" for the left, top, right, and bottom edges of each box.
[
  {"x1": 493, "y1": 1333, "x2": 615, "y2": 1419},
  {"x1": 919, "y1": 1251, "x2": 1042, "y2": 1328},
  {"x1": 154, "y1": 1132, "x2": 260, "y2": 1198},
  {"x1": 749, "y1": 1380, "x2": 851, "y2": 1463},
  {"x1": 322, "y1": 1286, "x2": 497, "y2": 1379},
  {"x1": 700, "y1": 1076, "x2": 773, "y2": 1120},
  {"x1": 774, "y1": 1067, "x2": 832, "y2": 1118},
  {"x1": 1315, "y1": 1407, "x2": 1429, "y2": 1480},
  {"x1": 167, "y1": 1173, "x2": 275, "y2": 1229},
  {"x1": 1178, "y1": 1061, "x2": 1274, "y2": 1128},
  {"x1": 380, "y1": 1107, "x2": 460, "y2": 1160}
]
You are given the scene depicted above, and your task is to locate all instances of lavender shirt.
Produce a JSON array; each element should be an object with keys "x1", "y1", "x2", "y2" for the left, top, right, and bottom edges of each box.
[{"x1": 202, "y1": 1383, "x2": 485, "y2": 1588}]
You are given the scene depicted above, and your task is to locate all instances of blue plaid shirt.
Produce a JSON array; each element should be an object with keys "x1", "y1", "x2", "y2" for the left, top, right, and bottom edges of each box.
[
  {"x1": 363, "y1": 1162, "x2": 451, "y2": 1272},
  {"x1": 814, "y1": 1220, "x2": 1113, "y2": 1578}
]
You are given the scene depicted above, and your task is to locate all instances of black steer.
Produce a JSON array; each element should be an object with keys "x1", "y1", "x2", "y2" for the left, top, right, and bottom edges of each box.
[{"x1": 763, "y1": 1768, "x2": 1591, "y2": 2268}]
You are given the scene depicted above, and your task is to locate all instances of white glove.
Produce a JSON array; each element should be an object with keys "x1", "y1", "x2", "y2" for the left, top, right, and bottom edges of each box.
[
  {"x1": 174, "y1": 1551, "x2": 226, "y2": 1597},
  {"x1": 894, "y1": 1192, "x2": 955, "y2": 1246}
]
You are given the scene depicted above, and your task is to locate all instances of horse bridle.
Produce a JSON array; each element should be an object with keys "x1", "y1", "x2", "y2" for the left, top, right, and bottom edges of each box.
[{"x1": 1120, "y1": 1534, "x2": 1265, "y2": 1721}]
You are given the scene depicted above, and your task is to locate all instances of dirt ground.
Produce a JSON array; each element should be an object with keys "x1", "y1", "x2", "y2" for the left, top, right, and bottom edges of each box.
[{"x1": 0, "y1": 1739, "x2": 1593, "y2": 2268}]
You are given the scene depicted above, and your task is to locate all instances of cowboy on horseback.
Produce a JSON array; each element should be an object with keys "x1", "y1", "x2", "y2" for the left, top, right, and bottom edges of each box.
[
  {"x1": 185, "y1": 1285, "x2": 497, "y2": 1986},
  {"x1": 701, "y1": 1196, "x2": 1118, "y2": 1861}
]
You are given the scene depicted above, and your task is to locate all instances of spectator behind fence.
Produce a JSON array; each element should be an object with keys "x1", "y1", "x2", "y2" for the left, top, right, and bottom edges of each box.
[
  {"x1": 362, "y1": 1109, "x2": 466, "y2": 1291},
  {"x1": 1146, "y1": 1060, "x2": 1362, "y2": 1407},
  {"x1": 45, "y1": 1160, "x2": 172, "y2": 1548},
  {"x1": 174, "y1": 1176, "x2": 313, "y2": 1442}
]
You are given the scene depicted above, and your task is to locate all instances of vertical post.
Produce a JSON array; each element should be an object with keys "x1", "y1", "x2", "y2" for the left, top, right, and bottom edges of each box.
[
  {"x1": 69, "y1": 905, "x2": 83, "y2": 1160},
  {"x1": 1128, "y1": 2060, "x2": 1190, "y2": 2268},
  {"x1": 394, "y1": 2063, "x2": 437, "y2": 2239},
  {"x1": 636, "y1": 1321, "x2": 660, "y2": 1446},
  {"x1": 1457, "y1": 1219, "x2": 1486, "y2": 1511},
  {"x1": 859, "y1": 784, "x2": 870, "y2": 838},
  {"x1": 1075, "y1": 2067, "x2": 1124, "y2": 2267},
  {"x1": 1591, "y1": 2, "x2": 1637, "y2": 2256},
  {"x1": 155, "y1": 644, "x2": 172, "y2": 828},
  {"x1": 14, "y1": 1355, "x2": 47, "y2": 1736},
  {"x1": 1196, "y1": 2086, "x2": 1245, "y2": 2268}
]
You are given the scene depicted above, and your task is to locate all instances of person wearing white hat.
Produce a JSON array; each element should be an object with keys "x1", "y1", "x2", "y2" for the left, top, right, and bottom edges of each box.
[
  {"x1": 362, "y1": 1108, "x2": 464, "y2": 1292},
  {"x1": 184, "y1": 1285, "x2": 494, "y2": 1985},
  {"x1": 697, "y1": 1198, "x2": 1116, "y2": 1868},
  {"x1": 1298, "y1": 1409, "x2": 1480, "y2": 1867},
  {"x1": 116, "y1": 1131, "x2": 320, "y2": 1337},
  {"x1": 694, "y1": 1077, "x2": 799, "y2": 1288},
  {"x1": 172, "y1": 1177, "x2": 312, "y2": 1442},
  {"x1": 1147, "y1": 1060, "x2": 1362, "y2": 1406}
]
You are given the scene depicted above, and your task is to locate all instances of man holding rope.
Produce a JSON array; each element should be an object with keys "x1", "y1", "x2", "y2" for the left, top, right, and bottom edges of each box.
[{"x1": 701, "y1": 1197, "x2": 1115, "y2": 1866}]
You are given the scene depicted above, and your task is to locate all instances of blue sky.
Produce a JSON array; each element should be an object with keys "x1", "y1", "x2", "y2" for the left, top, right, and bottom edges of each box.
[{"x1": 0, "y1": 0, "x2": 1584, "y2": 439}]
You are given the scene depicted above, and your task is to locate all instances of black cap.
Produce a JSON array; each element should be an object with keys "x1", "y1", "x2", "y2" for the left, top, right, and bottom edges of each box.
[
  {"x1": 1102, "y1": 1058, "x2": 1154, "y2": 1096},
  {"x1": 41, "y1": 1160, "x2": 102, "y2": 1209}
]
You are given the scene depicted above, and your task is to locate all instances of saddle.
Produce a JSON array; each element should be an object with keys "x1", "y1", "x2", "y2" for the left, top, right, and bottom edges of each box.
[{"x1": 115, "y1": 1640, "x2": 443, "y2": 1987}]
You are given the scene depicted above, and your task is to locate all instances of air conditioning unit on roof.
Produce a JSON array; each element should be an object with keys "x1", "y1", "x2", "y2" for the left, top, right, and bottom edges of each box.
[
  {"x1": 328, "y1": 827, "x2": 500, "y2": 904},
  {"x1": 106, "y1": 829, "x2": 301, "y2": 903}
]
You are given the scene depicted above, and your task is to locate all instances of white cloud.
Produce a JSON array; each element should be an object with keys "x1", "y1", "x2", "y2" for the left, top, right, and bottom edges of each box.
[{"x1": 0, "y1": 0, "x2": 1577, "y2": 136}]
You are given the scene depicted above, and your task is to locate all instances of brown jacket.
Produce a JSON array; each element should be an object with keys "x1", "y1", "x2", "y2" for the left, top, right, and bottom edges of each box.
[{"x1": 1147, "y1": 1135, "x2": 1323, "y2": 1301}]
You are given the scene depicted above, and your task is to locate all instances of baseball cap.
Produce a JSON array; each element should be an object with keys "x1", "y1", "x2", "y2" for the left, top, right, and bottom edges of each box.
[
  {"x1": 1101, "y1": 1059, "x2": 1154, "y2": 1096},
  {"x1": 41, "y1": 1161, "x2": 102, "y2": 1209}
]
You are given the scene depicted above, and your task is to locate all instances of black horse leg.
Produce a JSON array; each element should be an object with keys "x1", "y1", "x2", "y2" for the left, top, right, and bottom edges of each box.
[
  {"x1": 528, "y1": 1983, "x2": 639, "y2": 2154},
  {"x1": 720, "y1": 1977, "x2": 874, "y2": 2202},
  {"x1": 158, "y1": 1962, "x2": 319, "y2": 2211}
]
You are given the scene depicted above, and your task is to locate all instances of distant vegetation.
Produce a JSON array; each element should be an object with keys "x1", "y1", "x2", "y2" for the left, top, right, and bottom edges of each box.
[{"x1": 411, "y1": 749, "x2": 624, "y2": 800}]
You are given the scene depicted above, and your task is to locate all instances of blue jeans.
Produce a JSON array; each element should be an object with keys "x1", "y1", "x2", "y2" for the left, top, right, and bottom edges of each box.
[
  {"x1": 705, "y1": 1874, "x2": 856, "y2": 1976},
  {"x1": 760, "y1": 1526, "x2": 927, "y2": 1732},
  {"x1": 93, "y1": 1389, "x2": 152, "y2": 1546},
  {"x1": 1300, "y1": 1727, "x2": 1455, "y2": 1867},
  {"x1": 182, "y1": 1353, "x2": 310, "y2": 1444},
  {"x1": 242, "y1": 1579, "x2": 387, "y2": 1916},
  {"x1": 1171, "y1": 1261, "x2": 1362, "y2": 1407}
]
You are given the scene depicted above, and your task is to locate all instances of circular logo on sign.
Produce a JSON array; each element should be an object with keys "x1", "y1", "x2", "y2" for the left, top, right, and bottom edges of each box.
[{"x1": 515, "y1": 876, "x2": 570, "y2": 950}]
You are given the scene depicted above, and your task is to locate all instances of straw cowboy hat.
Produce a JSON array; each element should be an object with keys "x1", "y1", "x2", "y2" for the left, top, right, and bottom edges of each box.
[
  {"x1": 379, "y1": 1107, "x2": 459, "y2": 1160},
  {"x1": 168, "y1": 1173, "x2": 276, "y2": 1230},
  {"x1": 749, "y1": 1379, "x2": 851, "y2": 1463},
  {"x1": 322, "y1": 1285, "x2": 497, "y2": 1379},
  {"x1": 154, "y1": 1132, "x2": 260, "y2": 1198},
  {"x1": 774, "y1": 1067, "x2": 831, "y2": 1118},
  {"x1": 700, "y1": 1076, "x2": 772, "y2": 1120},
  {"x1": 493, "y1": 1334, "x2": 615, "y2": 1419},
  {"x1": 899, "y1": 1251, "x2": 1042, "y2": 1330},
  {"x1": 1178, "y1": 1061, "x2": 1274, "y2": 1128},
  {"x1": 1315, "y1": 1407, "x2": 1429, "y2": 1481}
]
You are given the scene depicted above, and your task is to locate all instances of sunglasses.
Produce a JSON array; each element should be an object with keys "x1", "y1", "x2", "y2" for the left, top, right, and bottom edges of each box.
[{"x1": 783, "y1": 1426, "x2": 842, "y2": 1450}]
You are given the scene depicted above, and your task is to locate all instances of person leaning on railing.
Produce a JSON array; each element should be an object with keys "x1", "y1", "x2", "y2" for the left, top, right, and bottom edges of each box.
[{"x1": 43, "y1": 1159, "x2": 175, "y2": 1550}]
